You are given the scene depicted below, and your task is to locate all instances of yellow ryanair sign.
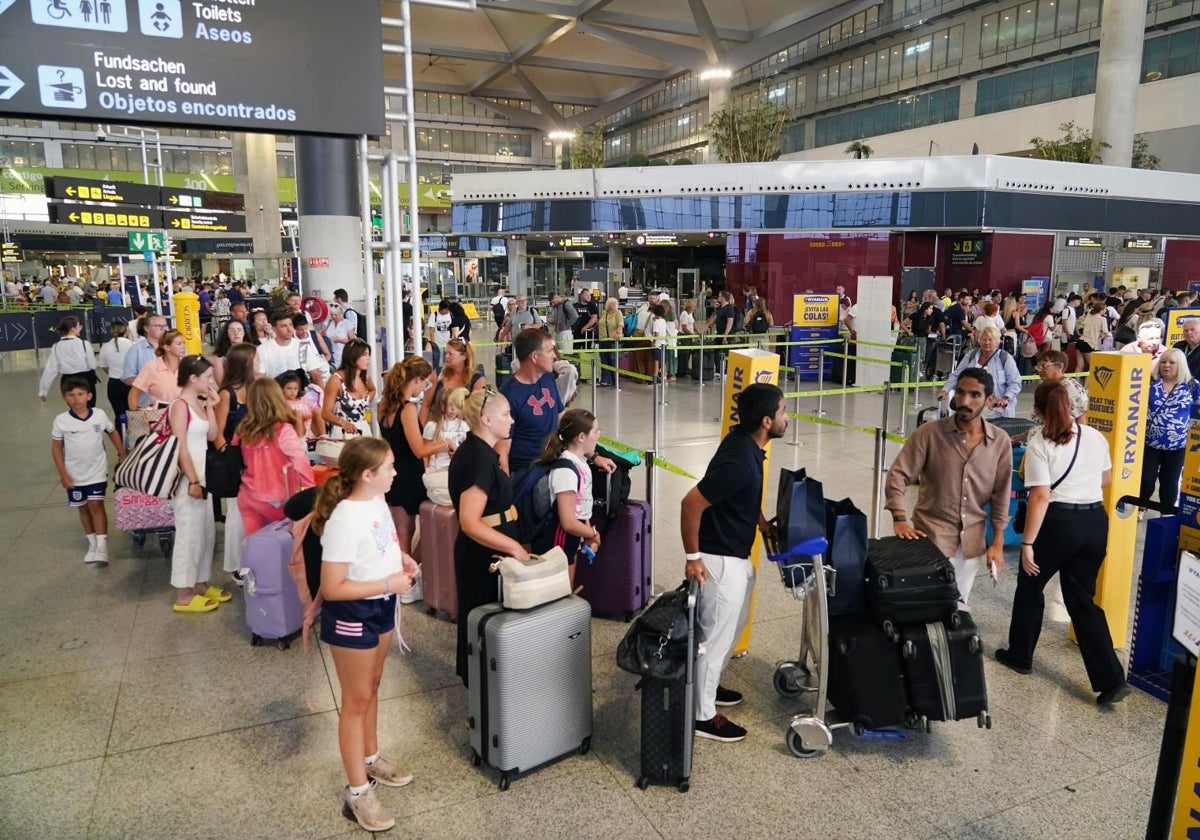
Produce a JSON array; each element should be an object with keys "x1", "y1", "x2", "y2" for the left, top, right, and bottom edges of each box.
[
  {"x1": 1165, "y1": 308, "x2": 1200, "y2": 349},
  {"x1": 792, "y1": 294, "x2": 839, "y2": 327},
  {"x1": 172, "y1": 291, "x2": 203, "y2": 355},
  {"x1": 721, "y1": 349, "x2": 781, "y2": 656},
  {"x1": 1084, "y1": 351, "x2": 1149, "y2": 647}
]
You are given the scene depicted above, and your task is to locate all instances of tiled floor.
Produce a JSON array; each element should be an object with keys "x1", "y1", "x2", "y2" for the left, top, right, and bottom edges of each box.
[{"x1": 0, "y1": 350, "x2": 1164, "y2": 839}]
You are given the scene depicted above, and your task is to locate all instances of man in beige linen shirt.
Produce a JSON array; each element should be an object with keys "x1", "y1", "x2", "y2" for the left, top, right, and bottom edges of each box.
[{"x1": 885, "y1": 367, "x2": 1012, "y2": 608}]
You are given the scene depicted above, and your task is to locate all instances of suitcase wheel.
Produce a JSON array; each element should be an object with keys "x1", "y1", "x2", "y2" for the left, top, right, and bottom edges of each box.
[
  {"x1": 132, "y1": 530, "x2": 146, "y2": 548},
  {"x1": 276, "y1": 639, "x2": 290, "y2": 651},
  {"x1": 883, "y1": 620, "x2": 898, "y2": 643},
  {"x1": 499, "y1": 774, "x2": 511, "y2": 792},
  {"x1": 636, "y1": 776, "x2": 650, "y2": 790},
  {"x1": 579, "y1": 737, "x2": 591, "y2": 755},
  {"x1": 902, "y1": 640, "x2": 915, "y2": 658},
  {"x1": 470, "y1": 751, "x2": 481, "y2": 768},
  {"x1": 923, "y1": 717, "x2": 932, "y2": 734},
  {"x1": 968, "y1": 635, "x2": 980, "y2": 655},
  {"x1": 978, "y1": 711, "x2": 992, "y2": 730},
  {"x1": 678, "y1": 779, "x2": 690, "y2": 793},
  {"x1": 786, "y1": 729, "x2": 822, "y2": 759},
  {"x1": 250, "y1": 634, "x2": 262, "y2": 647}
]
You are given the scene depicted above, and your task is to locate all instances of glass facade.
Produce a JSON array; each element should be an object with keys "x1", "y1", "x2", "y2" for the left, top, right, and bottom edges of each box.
[
  {"x1": 815, "y1": 88, "x2": 960, "y2": 146},
  {"x1": 0, "y1": 140, "x2": 46, "y2": 167},
  {"x1": 1142, "y1": 27, "x2": 1200, "y2": 81},
  {"x1": 979, "y1": 0, "x2": 1101, "y2": 56},
  {"x1": 60, "y1": 142, "x2": 231, "y2": 175},
  {"x1": 415, "y1": 127, "x2": 533, "y2": 158},
  {"x1": 815, "y1": 25, "x2": 965, "y2": 101},
  {"x1": 975, "y1": 53, "x2": 1097, "y2": 114}
]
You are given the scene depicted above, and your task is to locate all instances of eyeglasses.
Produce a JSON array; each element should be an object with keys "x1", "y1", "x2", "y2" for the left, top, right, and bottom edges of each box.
[{"x1": 1035, "y1": 362, "x2": 1062, "y2": 370}]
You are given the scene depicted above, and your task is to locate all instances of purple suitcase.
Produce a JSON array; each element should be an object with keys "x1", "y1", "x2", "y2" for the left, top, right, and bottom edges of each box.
[
  {"x1": 576, "y1": 500, "x2": 650, "y2": 620},
  {"x1": 243, "y1": 519, "x2": 305, "y2": 648}
]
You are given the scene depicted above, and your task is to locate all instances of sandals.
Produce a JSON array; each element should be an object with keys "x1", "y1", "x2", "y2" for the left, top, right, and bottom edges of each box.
[
  {"x1": 174, "y1": 594, "x2": 219, "y2": 613},
  {"x1": 202, "y1": 586, "x2": 233, "y2": 603}
]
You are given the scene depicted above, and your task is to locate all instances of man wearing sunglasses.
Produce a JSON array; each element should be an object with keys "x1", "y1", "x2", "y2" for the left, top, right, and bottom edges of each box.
[{"x1": 497, "y1": 327, "x2": 615, "y2": 476}]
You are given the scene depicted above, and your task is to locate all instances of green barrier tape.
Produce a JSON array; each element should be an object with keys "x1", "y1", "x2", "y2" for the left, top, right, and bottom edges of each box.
[
  {"x1": 781, "y1": 383, "x2": 892, "y2": 399},
  {"x1": 788, "y1": 412, "x2": 906, "y2": 445},
  {"x1": 598, "y1": 436, "x2": 699, "y2": 481},
  {"x1": 594, "y1": 362, "x2": 653, "y2": 382},
  {"x1": 821, "y1": 351, "x2": 903, "y2": 367}
]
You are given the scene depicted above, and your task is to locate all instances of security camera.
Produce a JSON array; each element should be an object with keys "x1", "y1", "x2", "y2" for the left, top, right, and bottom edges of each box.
[{"x1": 95, "y1": 128, "x2": 107, "y2": 142}]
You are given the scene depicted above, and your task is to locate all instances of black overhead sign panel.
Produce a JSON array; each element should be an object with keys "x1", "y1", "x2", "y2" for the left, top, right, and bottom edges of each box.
[
  {"x1": 0, "y1": 0, "x2": 385, "y2": 136},
  {"x1": 44, "y1": 175, "x2": 159, "y2": 206}
]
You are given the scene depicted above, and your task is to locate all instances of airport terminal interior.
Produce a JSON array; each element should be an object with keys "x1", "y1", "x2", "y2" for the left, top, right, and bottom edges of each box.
[
  {"x1": 4, "y1": 0, "x2": 1200, "y2": 836},
  {"x1": 0, "y1": 350, "x2": 1167, "y2": 839}
]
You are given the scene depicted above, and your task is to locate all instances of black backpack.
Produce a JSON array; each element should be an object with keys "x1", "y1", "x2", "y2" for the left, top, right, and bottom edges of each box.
[
  {"x1": 511, "y1": 457, "x2": 579, "y2": 546},
  {"x1": 492, "y1": 300, "x2": 506, "y2": 327},
  {"x1": 748, "y1": 311, "x2": 769, "y2": 334}
]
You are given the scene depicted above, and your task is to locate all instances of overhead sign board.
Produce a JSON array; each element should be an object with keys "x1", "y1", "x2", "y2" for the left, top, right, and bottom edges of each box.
[
  {"x1": 50, "y1": 203, "x2": 161, "y2": 228},
  {"x1": 950, "y1": 235, "x2": 985, "y2": 266},
  {"x1": 1066, "y1": 236, "x2": 1104, "y2": 248},
  {"x1": 128, "y1": 230, "x2": 165, "y2": 252},
  {"x1": 0, "y1": 0, "x2": 385, "y2": 136},
  {"x1": 634, "y1": 233, "x2": 679, "y2": 247},
  {"x1": 162, "y1": 186, "x2": 245, "y2": 212},
  {"x1": 164, "y1": 209, "x2": 246, "y2": 233},
  {"x1": 1123, "y1": 237, "x2": 1158, "y2": 250},
  {"x1": 182, "y1": 237, "x2": 253, "y2": 254},
  {"x1": 1, "y1": 242, "x2": 21, "y2": 263},
  {"x1": 44, "y1": 176, "x2": 160, "y2": 206}
]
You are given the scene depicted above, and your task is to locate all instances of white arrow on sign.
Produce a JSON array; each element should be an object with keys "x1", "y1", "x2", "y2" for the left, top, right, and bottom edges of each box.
[
  {"x1": 3, "y1": 320, "x2": 29, "y2": 342},
  {"x1": 131, "y1": 233, "x2": 145, "y2": 249},
  {"x1": 0, "y1": 65, "x2": 24, "y2": 101}
]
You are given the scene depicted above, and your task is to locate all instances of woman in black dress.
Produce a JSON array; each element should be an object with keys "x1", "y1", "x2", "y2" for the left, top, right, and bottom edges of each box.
[
  {"x1": 379, "y1": 357, "x2": 450, "y2": 574},
  {"x1": 448, "y1": 388, "x2": 529, "y2": 686}
]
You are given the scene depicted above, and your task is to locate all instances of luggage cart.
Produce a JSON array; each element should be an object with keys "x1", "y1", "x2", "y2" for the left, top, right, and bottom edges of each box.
[
  {"x1": 767, "y1": 535, "x2": 852, "y2": 758},
  {"x1": 115, "y1": 412, "x2": 176, "y2": 559}
]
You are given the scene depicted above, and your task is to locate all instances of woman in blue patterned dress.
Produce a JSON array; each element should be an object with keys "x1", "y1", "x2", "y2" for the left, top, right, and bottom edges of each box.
[{"x1": 1139, "y1": 347, "x2": 1199, "y2": 514}]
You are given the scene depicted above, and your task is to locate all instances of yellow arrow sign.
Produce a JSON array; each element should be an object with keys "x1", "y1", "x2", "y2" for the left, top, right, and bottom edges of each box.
[
  {"x1": 169, "y1": 195, "x2": 178, "y2": 204},
  {"x1": 170, "y1": 219, "x2": 180, "y2": 228},
  {"x1": 65, "y1": 186, "x2": 76, "y2": 197},
  {"x1": 68, "y1": 212, "x2": 79, "y2": 222}
]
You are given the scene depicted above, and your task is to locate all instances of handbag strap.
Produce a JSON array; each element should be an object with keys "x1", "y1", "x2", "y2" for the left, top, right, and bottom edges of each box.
[{"x1": 1050, "y1": 424, "x2": 1082, "y2": 490}]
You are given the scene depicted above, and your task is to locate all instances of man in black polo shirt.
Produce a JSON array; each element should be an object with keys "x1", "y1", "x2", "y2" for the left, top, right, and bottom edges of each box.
[{"x1": 681, "y1": 383, "x2": 786, "y2": 742}]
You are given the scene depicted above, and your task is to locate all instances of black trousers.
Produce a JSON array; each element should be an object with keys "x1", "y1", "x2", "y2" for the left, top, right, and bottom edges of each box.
[
  {"x1": 597, "y1": 339, "x2": 618, "y2": 384},
  {"x1": 1140, "y1": 445, "x2": 1185, "y2": 509},
  {"x1": 1005, "y1": 505, "x2": 1125, "y2": 692}
]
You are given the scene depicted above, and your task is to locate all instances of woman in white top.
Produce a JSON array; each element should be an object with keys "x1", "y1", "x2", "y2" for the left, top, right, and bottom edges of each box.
[
  {"x1": 315, "y1": 436, "x2": 417, "y2": 832},
  {"x1": 38, "y1": 315, "x2": 98, "y2": 406},
  {"x1": 169, "y1": 355, "x2": 223, "y2": 613},
  {"x1": 421, "y1": 385, "x2": 469, "y2": 506},
  {"x1": 678, "y1": 299, "x2": 698, "y2": 379},
  {"x1": 97, "y1": 319, "x2": 134, "y2": 415},
  {"x1": 324, "y1": 303, "x2": 356, "y2": 370},
  {"x1": 995, "y1": 381, "x2": 1130, "y2": 705},
  {"x1": 532, "y1": 408, "x2": 601, "y2": 588},
  {"x1": 1074, "y1": 301, "x2": 1110, "y2": 371}
]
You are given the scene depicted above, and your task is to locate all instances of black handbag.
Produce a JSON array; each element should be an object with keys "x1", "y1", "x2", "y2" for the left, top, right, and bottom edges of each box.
[
  {"x1": 1013, "y1": 427, "x2": 1080, "y2": 534},
  {"x1": 616, "y1": 580, "x2": 695, "y2": 681},
  {"x1": 205, "y1": 442, "x2": 244, "y2": 498}
]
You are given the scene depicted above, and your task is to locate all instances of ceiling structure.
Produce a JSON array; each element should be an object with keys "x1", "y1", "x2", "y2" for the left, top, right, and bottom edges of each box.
[{"x1": 383, "y1": 0, "x2": 874, "y2": 132}]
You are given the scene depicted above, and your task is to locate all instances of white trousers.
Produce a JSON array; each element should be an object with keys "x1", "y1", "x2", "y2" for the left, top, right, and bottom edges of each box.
[
  {"x1": 222, "y1": 498, "x2": 245, "y2": 574},
  {"x1": 693, "y1": 553, "x2": 755, "y2": 721},
  {"x1": 171, "y1": 485, "x2": 216, "y2": 589},
  {"x1": 951, "y1": 547, "x2": 985, "y2": 608}
]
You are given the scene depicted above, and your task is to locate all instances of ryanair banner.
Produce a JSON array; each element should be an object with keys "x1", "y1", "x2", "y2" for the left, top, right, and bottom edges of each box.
[
  {"x1": 1176, "y1": 425, "x2": 1200, "y2": 552},
  {"x1": 1085, "y1": 351, "x2": 1150, "y2": 647},
  {"x1": 1165, "y1": 307, "x2": 1200, "y2": 349},
  {"x1": 722, "y1": 349, "x2": 780, "y2": 656},
  {"x1": 792, "y1": 294, "x2": 839, "y2": 327}
]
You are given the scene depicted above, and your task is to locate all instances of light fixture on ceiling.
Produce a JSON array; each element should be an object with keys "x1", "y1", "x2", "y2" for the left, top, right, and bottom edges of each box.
[
  {"x1": 548, "y1": 130, "x2": 574, "y2": 140},
  {"x1": 700, "y1": 67, "x2": 732, "y2": 81}
]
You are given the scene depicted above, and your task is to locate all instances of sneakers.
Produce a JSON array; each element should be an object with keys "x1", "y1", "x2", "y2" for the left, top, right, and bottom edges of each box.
[
  {"x1": 714, "y1": 685, "x2": 743, "y2": 707},
  {"x1": 695, "y1": 714, "x2": 747, "y2": 742},
  {"x1": 1097, "y1": 682, "x2": 1131, "y2": 706},
  {"x1": 366, "y1": 754, "x2": 413, "y2": 788},
  {"x1": 994, "y1": 648, "x2": 1032, "y2": 675},
  {"x1": 399, "y1": 577, "x2": 423, "y2": 605},
  {"x1": 231, "y1": 569, "x2": 246, "y2": 587},
  {"x1": 83, "y1": 545, "x2": 97, "y2": 564},
  {"x1": 341, "y1": 781, "x2": 395, "y2": 832},
  {"x1": 91, "y1": 546, "x2": 109, "y2": 568}
]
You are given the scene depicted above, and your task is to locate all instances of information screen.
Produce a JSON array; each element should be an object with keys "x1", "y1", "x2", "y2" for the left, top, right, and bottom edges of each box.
[{"x1": 0, "y1": 0, "x2": 385, "y2": 136}]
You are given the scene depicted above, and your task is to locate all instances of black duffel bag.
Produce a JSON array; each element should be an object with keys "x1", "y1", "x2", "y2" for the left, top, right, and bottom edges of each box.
[{"x1": 616, "y1": 580, "x2": 697, "y2": 681}]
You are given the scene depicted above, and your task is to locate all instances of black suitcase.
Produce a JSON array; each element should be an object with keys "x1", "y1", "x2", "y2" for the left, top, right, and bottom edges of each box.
[
  {"x1": 495, "y1": 352, "x2": 512, "y2": 389},
  {"x1": 866, "y1": 537, "x2": 960, "y2": 640},
  {"x1": 826, "y1": 614, "x2": 908, "y2": 730},
  {"x1": 900, "y1": 613, "x2": 991, "y2": 730},
  {"x1": 637, "y1": 581, "x2": 698, "y2": 792},
  {"x1": 688, "y1": 348, "x2": 715, "y2": 381},
  {"x1": 829, "y1": 340, "x2": 856, "y2": 386}
]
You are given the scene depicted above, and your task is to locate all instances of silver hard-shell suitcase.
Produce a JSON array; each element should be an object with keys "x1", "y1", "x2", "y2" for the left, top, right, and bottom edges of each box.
[{"x1": 466, "y1": 595, "x2": 593, "y2": 790}]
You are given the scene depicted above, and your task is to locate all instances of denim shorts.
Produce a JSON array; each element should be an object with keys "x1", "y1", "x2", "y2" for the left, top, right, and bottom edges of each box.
[{"x1": 320, "y1": 596, "x2": 396, "y2": 649}]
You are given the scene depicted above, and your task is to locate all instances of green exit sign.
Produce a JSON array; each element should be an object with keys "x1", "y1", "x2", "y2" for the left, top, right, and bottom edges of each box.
[{"x1": 128, "y1": 231, "x2": 165, "y2": 252}]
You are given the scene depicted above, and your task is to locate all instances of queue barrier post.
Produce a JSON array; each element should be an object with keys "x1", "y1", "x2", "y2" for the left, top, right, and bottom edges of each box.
[
  {"x1": 644, "y1": 448, "x2": 657, "y2": 598},
  {"x1": 816, "y1": 347, "x2": 827, "y2": 418},
  {"x1": 871, "y1": 427, "x2": 886, "y2": 539},
  {"x1": 899, "y1": 364, "x2": 910, "y2": 437},
  {"x1": 791, "y1": 362, "x2": 803, "y2": 446}
]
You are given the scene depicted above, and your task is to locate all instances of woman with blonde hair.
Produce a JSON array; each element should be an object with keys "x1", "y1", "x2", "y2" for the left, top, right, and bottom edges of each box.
[
  {"x1": 938, "y1": 326, "x2": 1022, "y2": 418},
  {"x1": 235, "y1": 377, "x2": 315, "y2": 537},
  {"x1": 449, "y1": 388, "x2": 528, "y2": 685},
  {"x1": 1139, "y1": 347, "x2": 1198, "y2": 515},
  {"x1": 315, "y1": 436, "x2": 418, "y2": 831},
  {"x1": 418, "y1": 337, "x2": 485, "y2": 426}
]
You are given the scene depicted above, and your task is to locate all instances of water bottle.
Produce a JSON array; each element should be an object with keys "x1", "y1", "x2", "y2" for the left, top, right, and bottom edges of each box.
[{"x1": 579, "y1": 544, "x2": 596, "y2": 565}]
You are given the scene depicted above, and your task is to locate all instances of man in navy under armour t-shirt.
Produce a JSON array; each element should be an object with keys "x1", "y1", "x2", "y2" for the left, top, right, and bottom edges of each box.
[{"x1": 499, "y1": 328, "x2": 563, "y2": 472}]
